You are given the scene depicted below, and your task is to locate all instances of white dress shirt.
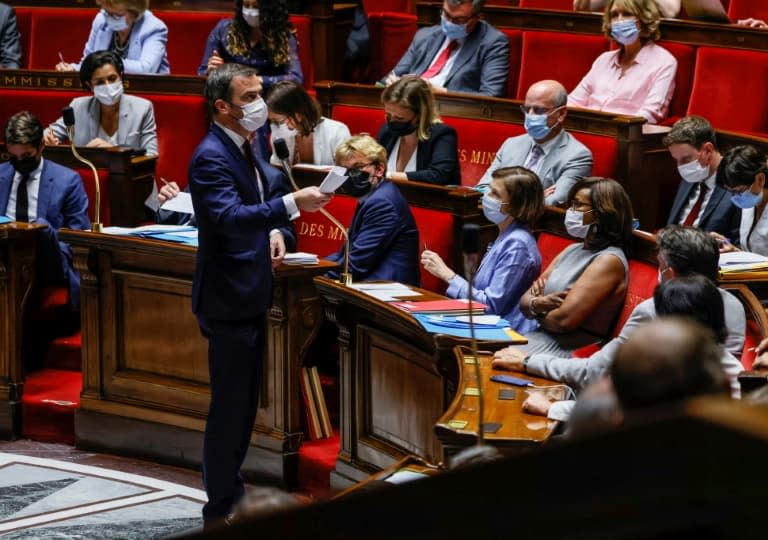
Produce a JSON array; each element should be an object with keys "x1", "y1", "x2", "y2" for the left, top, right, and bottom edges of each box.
[{"x1": 6, "y1": 158, "x2": 43, "y2": 221}]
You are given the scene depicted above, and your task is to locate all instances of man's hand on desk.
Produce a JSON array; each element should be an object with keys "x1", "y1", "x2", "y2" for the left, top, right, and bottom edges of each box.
[
  {"x1": 293, "y1": 186, "x2": 332, "y2": 212},
  {"x1": 491, "y1": 347, "x2": 527, "y2": 372},
  {"x1": 270, "y1": 231, "x2": 286, "y2": 268},
  {"x1": 522, "y1": 392, "x2": 553, "y2": 417}
]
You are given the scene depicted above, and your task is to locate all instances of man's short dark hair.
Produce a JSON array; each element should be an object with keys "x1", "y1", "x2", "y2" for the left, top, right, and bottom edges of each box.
[
  {"x1": 204, "y1": 63, "x2": 260, "y2": 117},
  {"x1": 662, "y1": 115, "x2": 717, "y2": 151},
  {"x1": 4, "y1": 111, "x2": 43, "y2": 148},
  {"x1": 656, "y1": 225, "x2": 719, "y2": 281},
  {"x1": 79, "y1": 50, "x2": 124, "y2": 90}
]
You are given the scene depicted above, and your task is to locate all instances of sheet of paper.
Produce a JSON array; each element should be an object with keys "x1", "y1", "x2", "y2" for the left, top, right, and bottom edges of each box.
[
  {"x1": 318, "y1": 166, "x2": 348, "y2": 194},
  {"x1": 160, "y1": 192, "x2": 194, "y2": 215},
  {"x1": 0, "y1": 216, "x2": 13, "y2": 224},
  {"x1": 384, "y1": 470, "x2": 429, "y2": 484},
  {"x1": 719, "y1": 251, "x2": 768, "y2": 266}
]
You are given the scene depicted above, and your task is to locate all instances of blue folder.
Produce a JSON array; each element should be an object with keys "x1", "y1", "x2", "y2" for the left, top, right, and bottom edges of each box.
[{"x1": 412, "y1": 313, "x2": 525, "y2": 342}]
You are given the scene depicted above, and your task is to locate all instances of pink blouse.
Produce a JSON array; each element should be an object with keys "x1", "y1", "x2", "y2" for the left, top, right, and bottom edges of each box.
[{"x1": 568, "y1": 42, "x2": 677, "y2": 124}]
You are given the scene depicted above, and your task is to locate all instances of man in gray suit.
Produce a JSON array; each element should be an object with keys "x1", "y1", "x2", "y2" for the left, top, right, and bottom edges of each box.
[
  {"x1": 492, "y1": 225, "x2": 746, "y2": 421},
  {"x1": 383, "y1": 0, "x2": 509, "y2": 97},
  {"x1": 0, "y1": 2, "x2": 21, "y2": 68},
  {"x1": 476, "y1": 80, "x2": 593, "y2": 206}
]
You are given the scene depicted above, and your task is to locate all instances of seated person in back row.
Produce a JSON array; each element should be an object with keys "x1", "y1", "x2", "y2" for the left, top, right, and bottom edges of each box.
[
  {"x1": 0, "y1": 2, "x2": 21, "y2": 68},
  {"x1": 45, "y1": 51, "x2": 158, "y2": 157},
  {"x1": 382, "y1": 0, "x2": 510, "y2": 97},
  {"x1": 0, "y1": 111, "x2": 90, "y2": 308},
  {"x1": 664, "y1": 116, "x2": 740, "y2": 244},
  {"x1": 326, "y1": 135, "x2": 420, "y2": 285},
  {"x1": 476, "y1": 80, "x2": 593, "y2": 206}
]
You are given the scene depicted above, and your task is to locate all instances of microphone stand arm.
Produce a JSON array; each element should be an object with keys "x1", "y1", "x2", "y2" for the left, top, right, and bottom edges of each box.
[
  {"x1": 66, "y1": 126, "x2": 102, "y2": 232},
  {"x1": 466, "y1": 264, "x2": 484, "y2": 446}
]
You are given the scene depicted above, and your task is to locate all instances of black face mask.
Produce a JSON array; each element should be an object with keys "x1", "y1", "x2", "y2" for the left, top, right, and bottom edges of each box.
[
  {"x1": 10, "y1": 155, "x2": 40, "y2": 176},
  {"x1": 387, "y1": 120, "x2": 416, "y2": 137},
  {"x1": 344, "y1": 168, "x2": 373, "y2": 197}
]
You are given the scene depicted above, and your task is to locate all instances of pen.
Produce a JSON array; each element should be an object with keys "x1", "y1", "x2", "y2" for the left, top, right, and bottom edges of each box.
[
  {"x1": 423, "y1": 242, "x2": 428, "y2": 251},
  {"x1": 159, "y1": 177, "x2": 170, "y2": 185},
  {"x1": 58, "y1": 51, "x2": 65, "y2": 64}
]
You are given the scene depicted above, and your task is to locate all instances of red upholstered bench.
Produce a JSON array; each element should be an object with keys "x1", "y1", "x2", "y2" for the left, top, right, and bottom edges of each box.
[
  {"x1": 330, "y1": 104, "x2": 384, "y2": 138},
  {"x1": 500, "y1": 29, "x2": 522, "y2": 99},
  {"x1": 658, "y1": 41, "x2": 697, "y2": 126},
  {"x1": 444, "y1": 116, "x2": 525, "y2": 186},
  {"x1": 155, "y1": 10, "x2": 227, "y2": 76},
  {"x1": 516, "y1": 31, "x2": 609, "y2": 100},
  {"x1": 728, "y1": 0, "x2": 768, "y2": 22},
  {"x1": 0, "y1": 89, "x2": 82, "y2": 128},
  {"x1": 519, "y1": 0, "x2": 574, "y2": 8},
  {"x1": 27, "y1": 8, "x2": 95, "y2": 69},
  {"x1": 367, "y1": 12, "x2": 418, "y2": 83},
  {"x1": 14, "y1": 7, "x2": 32, "y2": 68},
  {"x1": 570, "y1": 131, "x2": 618, "y2": 179},
  {"x1": 290, "y1": 15, "x2": 313, "y2": 89},
  {"x1": 411, "y1": 206, "x2": 453, "y2": 293},
  {"x1": 536, "y1": 231, "x2": 574, "y2": 274},
  {"x1": 295, "y1": 195, "x2": 357, "y2": 258}
]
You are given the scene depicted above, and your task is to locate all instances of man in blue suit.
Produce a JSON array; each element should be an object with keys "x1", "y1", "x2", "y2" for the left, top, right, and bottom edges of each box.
[
  {"x1": 664, "y1": 116, "x2": 741, "y2": 244},
  {"x1": 0, "y1": 111, "x2": 90, "y2": 308},
  {"x1": 188, "y1": 63, "x2": 329, "y2": 528},
  {"x1": 383, "y1": 0, "x2": 509, "y2": 97},
  {"x1": 328, "y1": 134, "x2": 420, "y2": 285}
]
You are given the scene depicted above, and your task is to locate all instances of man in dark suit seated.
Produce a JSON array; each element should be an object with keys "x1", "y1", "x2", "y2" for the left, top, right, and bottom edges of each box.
[
  {"x1": 187, "y1": 63, "x2": 330, "y2": 528},
  {"x1": 664, "y1": 115, "x2": 741, "y2": 244},
  {"x1": 0, "y1": 2, "x2": 20, "y2": 68},
  {"x1": 0, "y1": 111, "x2": 90, "y2": 308},
  {"x1": 382, "y1": 0, "x2": 510, "y2": 97},
  {"x1": 326, "y1": 134, "x2": 420, "y2": 285}
]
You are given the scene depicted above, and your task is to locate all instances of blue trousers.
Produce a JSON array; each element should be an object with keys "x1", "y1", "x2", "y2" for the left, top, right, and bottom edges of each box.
[{"x1": 197, "y1": 315, "x2": 265, "y2": 522}]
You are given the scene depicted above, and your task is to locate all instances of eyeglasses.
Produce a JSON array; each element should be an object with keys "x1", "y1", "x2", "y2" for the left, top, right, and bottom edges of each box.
[
  {"x1": 520, "y1": 105, "x2": 563, "y2": 116},
  {"x1": 441, "y1": 8, "x2": 478, "y2": 25}
]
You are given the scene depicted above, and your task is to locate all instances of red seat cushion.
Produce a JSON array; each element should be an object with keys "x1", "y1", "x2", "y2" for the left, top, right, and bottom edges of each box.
[
  {"x1": 367, "y1": 12, "x2": 418, "y2": 81},
  {"x1": 411, "y1": 207, "x2": 453, "y2": 293},
  {"x1": 687, "y1": 47, "x2": 768, "y2": 136},
  {"x1": 443, "y1": 116, "x2": 525, "y2": 186},
  {"x1": 28, "y1": 8, "x2": 94, "y2": 69},
  {"x1": 21, "y1": 369, "x2": 81, "y2": 445},
  {"x1": 155, "y1": 10, "x2": 227, "y2": 76},
  {"x1": 516, "y1": 31, "x2": 609, "y2": 100}
]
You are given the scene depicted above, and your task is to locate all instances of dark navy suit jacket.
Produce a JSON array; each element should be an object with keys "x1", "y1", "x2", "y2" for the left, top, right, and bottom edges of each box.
[
  {"x1": 189, "y1": 123, "x2": 290, "y2": 321},
  {"x1": 376, "y1": 122, "x2": 460, "y2": 186},
  {"x1": 0, "y1": 159, "x2": 90, "y2": 302},
  {"x1": 327, "y1": 179, "x2": 419, "y2": 285},
  {"x1": 666, "y1": 181, "x2": 741, "y2": 244}
]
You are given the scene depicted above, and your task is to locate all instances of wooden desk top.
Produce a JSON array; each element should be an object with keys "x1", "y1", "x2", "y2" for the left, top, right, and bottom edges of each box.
[
  {"x1": 435, "y1": 347, "x2": 563, "y2": 450},
  {"x1": 0, "y1": 222, "x2": 45, "y2": 240}
]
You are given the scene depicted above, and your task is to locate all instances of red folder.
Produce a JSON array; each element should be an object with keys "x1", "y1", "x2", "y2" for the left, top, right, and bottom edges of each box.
[{"x1": 391, "y1": 299, "x2": 487, "y2": 314}]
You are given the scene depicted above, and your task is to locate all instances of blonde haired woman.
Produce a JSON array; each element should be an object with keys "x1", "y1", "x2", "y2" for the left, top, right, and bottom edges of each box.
[
  {"x1": 376, "y1": 75, "x2": 460, "y2": 185},
  {"x1": 568, "y1": 0, "x2": 677, "y2": 124},
  {"x1": 55, "y1": 0, "x2": 169, "y2": 74}
]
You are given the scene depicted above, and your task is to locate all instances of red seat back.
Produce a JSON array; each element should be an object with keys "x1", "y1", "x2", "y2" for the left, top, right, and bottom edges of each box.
[
  {"x1": 536, "y1": 231, "x2": 575, "y2": 273},
  {"x1": 569, "y1": 131, "x2": 617, "y2": 179},
  {"x1": 14, "y1": 7, "x2": 32, "y2": 68},
  {"x1": 290, "y1": 15, "x2": 313, "y2": 89},
  {"x1": 330, "y1": 104, "x2": 385, "y2": 138},
  {"x1": 687, "y1": 47, "x2": 768, "y2": 136},
  {"x1": 516, "y1": 31, "x2": 609, "y2": 100},
  {"x1": 727, "y1": 0, "x2": 768, "y2": 22},
  {"x1": 295, "y1": 196, "x2": 357, "y2": 257},
  {"x1": 658, "y1": 41, "x2": 697, "y2": 126},
  {"x1": 500, "y1": 29, "x2": 523, "y2": 99},
  {"x1": 442, "y1": 116, "x2": 525, "y2": 186},
  {"x1": 0, "y1": 89, "x2": 82, "y2": 128},
  {"x1": 367, "y1": 12, "x2": 418, "y2": 82},
  {"x1": 741, "y1": 319, "x2": 759, "y2": 370},
  {"x1": 155, "y1": 10, "x2": 227, "y2": 76},
  {"x1": 616, "y1": 259, "x2": 657, "y2": 334},
  {"x1": 29, "y1": 8, "x2": 94, "y2": 69},
  {"x1": 363, "y1": 0, "x2": 411, "y2": 10},
  {"x1": 411, "y1": 207, "x2": 453, "y2": 293},
  {"x1": 519, "y1": 0, "x2": 578, "y2": 10}
]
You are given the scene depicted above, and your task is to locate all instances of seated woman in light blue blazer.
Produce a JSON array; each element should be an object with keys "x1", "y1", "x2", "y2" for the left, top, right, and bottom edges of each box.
[
  {"x1": 45, "y1": 51, "x2": 158, "y2": 157},
  {"x1": 55, "y1": 0, "x2": 169, "y2": 75}
]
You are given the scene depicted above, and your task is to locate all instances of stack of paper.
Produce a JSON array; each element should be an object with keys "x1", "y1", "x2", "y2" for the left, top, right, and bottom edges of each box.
[
  {"x1": 102, "y1": 225, "x2": 198, "y2": 246},
  {"x1": 391, "y1": 298, "x2": 487, "y2": 315},
  {"x1": 283, "y1": 252, "x2": 319, "y2": 265},
  {"x1": 349, "y1": 282, "x2": 420, "y2": 301},
  {"x1": 719, "y1": 251, "x2": 768, "y2": 273},
  {"x1": 0, "y1": 216, "x2": 11, "y2": 224}
]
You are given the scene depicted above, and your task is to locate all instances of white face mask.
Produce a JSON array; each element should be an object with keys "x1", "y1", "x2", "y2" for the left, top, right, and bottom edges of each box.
[
  {"x1": 93, "y1": 80, "x2": 124, "y2": 106},
  {"x1": 564, "y1": 208, "x2": 592, "y2": 239},
  {"x1": 271, "y1": 122, "x2": 295, "y2": 141},
  {"x1": 242, "y1": 7, "x2": 260, "y2": 27},
  {"x1": 236, "y1": 97, "x2": 268, "y2": 133},
  {"x1": 103, "y1": 10, "x2": 129, "y2": 32},
  {"x1": 677, "y1": 158, "x2": 710, "y2": 184}
]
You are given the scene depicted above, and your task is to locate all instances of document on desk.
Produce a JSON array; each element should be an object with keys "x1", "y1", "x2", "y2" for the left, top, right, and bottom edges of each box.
[
  {"x1": 283, "y1": 252, "x2": 319, "y2": 265},
  {"x1": 413, "y1": 313, "x2": 527, "y2": 342},
  {"x1": 160, "y1": 191, "x2": 195, "y2": 215},
  {"x1": 349, "y1": 282, "x2": 420, "y2": 301},
  {"x1": 0, "y1": 216, "x2": 11, "y2": 224},
  {"x1": 318, "y1": 166, "x2": 348, "y2": 194}
]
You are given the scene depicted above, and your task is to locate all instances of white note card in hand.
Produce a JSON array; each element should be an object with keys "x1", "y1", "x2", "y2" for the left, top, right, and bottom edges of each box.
[
  {"x1": 160, "y1": 192, "x2": 195, "y2": 216},
  {"x1": 318, "y1": 166, "x2": 348, "y2": 194}
]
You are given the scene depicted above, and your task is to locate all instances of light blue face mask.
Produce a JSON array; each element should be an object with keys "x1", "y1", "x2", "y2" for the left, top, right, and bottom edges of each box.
[
  {"x1": 440, "y1": 15, "x2": 469, "y2": 41},
  {"x1": 482, "y1": 193, "x2": 508, "y2": 224},
  {"x1": 731, "y1": 187, "x2": 763, "y2": 209},
  {"x1": 524, "y1": 113, "x2": 551, "y2": 141},
  {"x1": 103, "y1": 10, "x2": 129, "y2": 32},
  {"x1": 610, "y1": 18, "x2": 640, "y2": 46}
]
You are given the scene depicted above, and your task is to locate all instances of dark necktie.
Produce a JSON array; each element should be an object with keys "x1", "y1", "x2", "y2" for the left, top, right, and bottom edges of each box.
[
  {"x1": 242, "y1": 141, "x2": 264, "y2": 202},
  {"x1": 682, "y1": 184, "x2": 709, "y2": 227},
  {"x1": 421, "y1": 40, "x2": 459, "y2": 79},
  {"x1": 15, "y1": 173, "x2": 30, "y2": 222}
]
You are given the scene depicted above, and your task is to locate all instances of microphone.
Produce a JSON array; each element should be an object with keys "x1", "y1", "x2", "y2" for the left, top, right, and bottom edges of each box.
[
  {"x1": 462, "y1": 223, "x2": 484, "y2": 445},
  {"x1": 273, "y1": 137, "x2": 353, "y2": 285},
  {"x1": 62, "y1": 106, "x2": 102, "y2": 232}
]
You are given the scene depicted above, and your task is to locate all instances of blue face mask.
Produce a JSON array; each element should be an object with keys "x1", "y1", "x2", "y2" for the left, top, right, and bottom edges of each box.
[
  {"x1": 524, "y1": 113, "x2": 552, "y2": 141},
  {"x1": 482, "y1": 193, "x2": 508, "y2": 224},
  {"x1": 610, "y1": 18, "x2": 640, "y2": 46},
  {"x1": 731, "y1": 187, "x2": 763, "y2": 209},
  {"x1": 440, "y1": 15, "x2": 469, "y2": 41}
]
